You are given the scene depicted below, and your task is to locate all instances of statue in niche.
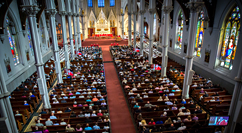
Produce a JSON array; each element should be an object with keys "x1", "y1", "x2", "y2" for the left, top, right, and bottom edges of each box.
[
  {"x1": 92, "y1": 21, "x2": 94, "y2": 27},
  {"x1": 205, "y1": 49, "x2": 211, "y2": 63},
  {"x1": 113, "y1": 20, "x2": 115, "y2": 27},
  {"x1": 4, "y1": 54, "x2": 11, "y2": 73},
  {"x1": 184, "y1": 43, "x2": 187, "y2": 54},
  {"x1": 110, "y1": 20, "x2": 112, "y2": 27}
]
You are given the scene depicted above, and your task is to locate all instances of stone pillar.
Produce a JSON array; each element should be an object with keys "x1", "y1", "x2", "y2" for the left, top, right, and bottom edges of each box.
[
  {"x1": 139, "y1": 0, "x2": 145, "y2": 55},
  {"x1": 80, "y1": 9, "x2": 85, "y2": 41},
  {"x1": 161, "y1": 0, "x2": 173, "y2": 77},
  {"x1": 22, "y1": 0, "x2": 51, "y2": 109},
  {"x1": 225, "y1": 57, "x2": 242, "y2": 133},
  {"x1": 76, "y1": 0, "x2": 82, "y2": 48},
  {"x1": 45, "y1": 0, "x2": 63, "y2": 83},
  {"x1": 182, "y1": 0, "x2": 203, "y2": 98},
  {"x1": 65, "y1": 0, "x2": 74, "y2": 60},
  {"x1": 148, "y1": 0, "x2": 156, "y2": 64},
  {"x1": 71, "y1": 0, "x2": 78, "y2": 56},
  {"x1": 0, "y1": 66, "x2": 18, "y2": 133},
  {"x1": 121, "y1": 12, "x2": 124, "y2": 39},
  {"x1": 128, "y1": 0, "x2": 132, "y2": 46},
  {"x1": 58, "y1": 0, "x2": 70, "y2": 69},
  {"x1": 133, "y1": 0, "x2": 137, "y2": 48}
]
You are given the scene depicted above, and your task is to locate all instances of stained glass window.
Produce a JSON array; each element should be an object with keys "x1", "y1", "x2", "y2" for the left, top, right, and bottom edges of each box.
[
  {"x1": 98, "y1": 0, "x2": 105, "y2": 7},
  {"x1": 144, "y1": 26, "x2": 147, "y2": 34},
  {"x1": 176, "y1": 10, "x2": 183, "y2": 50},
  {"x1": 219, "y1": 6, "x2": 240, "y2": 70},
  {"x1": 88, "y1": 0, "x2": 93, "y2": 7},
  {"x1": 6, "y1": 17, "x2": 19, "y2": 65},
  {"x1": 39, "y1": 20, "x2": 45, "y2": 46},
  {"x1": 110, "y1": 0, "x2": 115, "y2": 7},
  {"x1": 153, "y1": 14, "x2": 156, "y2": 35},
  {"x1": 194, "y1": 11, "x2": 205, "y2": 57},
  {"x1": 26, "y1": 19, "x2": 34, "y2": 56}
]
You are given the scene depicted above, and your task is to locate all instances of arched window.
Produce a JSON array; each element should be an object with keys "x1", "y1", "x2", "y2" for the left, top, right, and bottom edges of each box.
[
  {"x1": 26, "y1": 19, "x2": 34, "y2": 56},
  {"x1": 110, "y1": 0, "x2": 115, "y2": 7},
  {"x1": 194, "y1": 11, "x2": 205, "y2": 57},
  {"x1": 98, "y1": 0, "x2": 105, "y2": 7},
  {"x1": 39, "y1": 20, "x2": 45, "y2": 44},
  {"x1": 144, "y1": 26, "x2": 147, "y2": 34},
  {"x1": 219, "y1": 6, "x2": 240, "y2": 70},
  {"x1": 153, "y1": 13, "x2": 156, "y2": 35},
  {"x1": 6, "y1": 17, "x2": 19, "y2": 65},
  {"x1": 88, "y1": 0, "x2": 93, "y2": 7},
  {"x1": 176, "y1": 10, "x2": 183, "y2": 50}
]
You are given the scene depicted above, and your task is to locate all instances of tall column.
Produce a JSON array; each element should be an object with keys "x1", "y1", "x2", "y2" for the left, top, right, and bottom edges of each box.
[
  {"x1": 80, "y1": 8, "x2": 85, "y2": 41},
  {"x1": 0, "y1": 66, "x2": 18, "y2": 133},
  {"x1": 225, "y1": 57, "x2": 242, "y2": 133},
  {"x1": 58, "y1": 0, "x2": 70, "y2": 69},
  {"x1": 76, "y1": 0, "x2": 82, "y2": 48},
  {"x1": 121, "y1": 10, "x2": 124, "y2": 39},
  {"x1": 148, "y1": 0, "x2": 156, "y2": 64},
  {"x1": 22, "y1": 0, "x2": 51, "y2": 109},
  {"x1": 133, "y1": 0, "x2": 137, "y2": 48},
  {"x1": 128, "y1": 0, "x2": 132, "y2": 46},
  {"x1": 161, "y1": 0, "x2": 173, "y2": 77},
  {"x1": 65, "y1": 0, "x2": 74, "y2": 60},
  {"x1": 45, "y1": 0, "x2": 63, "y2": 83},
  {"x1": 139, "y1": 0, "x2": 145, "y2": 55},
  {"x1": 72, "y1": 0, "x2": 78, "y2": 56},
  {"x1": 182, "y1": 0, "x2": 203, "y2": 98}
]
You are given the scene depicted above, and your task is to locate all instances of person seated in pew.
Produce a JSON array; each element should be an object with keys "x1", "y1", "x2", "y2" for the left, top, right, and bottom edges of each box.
[
  {"x1": 35, "y1": 120, "x2": 44, "y2": 126},
  {"x1": 200, "y1": 88, "x2": 205, "y2": 93},
  {"x1": 160, "y1": 112, "x2": 167, "y2": 117},
  {"x1": 164, "y1": 96, "x2": 169, "y2": 101},
  {"x1": 100, "y1": 96, "x2": 105, "y2": 101},
  {"x1": 172, "y1": 104, "x2": 178, "y2": 110},
  {"x1": 90, "y1": 122, "x2": 100, "y2": 130},
  {"x1": 75, "y1": 124, "x2": 83, "y2": 131},
  {"x1": 183, "y1": 115, "x2": 192, "y2": 122},
  {"x1": 70, "y1": 111, "x2": 77, "y2": 118},
  {"x1": 65, "y1": 124, "x2": 75, "y2": 132},
  {"x1": 139, "y1": 119, "x2": 147, "y2": 126},
  {"x1": 53, "y1": 121, "x2": 59, "y2": 125},
  {"x1": 177, "y1": 109, "x2": 185, "y2": 116},
  {"x1": 57, "y1": 108, "x2": 62, "y2": 113},
  {"x1": 15, "y1": 111, "x2": 22, "y2": 116},
  {"x1": 84, "y1": 123, "x2": 93, "y2": 131},
  {"x1": 168, "y1": 92, "x2": 175, "y2": 96},
  {"x1": 216, "y1": 97, "x2": 220, "y2": 101},
  {"x1": 157, "y1": 96, "x2": 163, "y2": 101},
  {"x1": 189, "y1": 101, "x2": 196, "y2": 108},
  {"x1": 63, "y1": 94, "x2": 68, "y2": 99},
  {"x1": 85, "y1": 117, "x2": 93, "y2": 123},
  {"x1": 24, "y1": 86, "x2": 29, "y2": 91},
  {"x1": 181, "y1": 99, "x2": 187, "y2": 104},
  {"x1": 65, "y1": 107, "x2": 72, "y2": 112},
  {"x1": 45, "y1": 118, "x2": 53, "y2": 126},
  {"x1": 179, "y1": 105, "x2": 186, "y2": 110},
  {"x1": 165, "y1": 100, "x2": 173, "y2": 105},
  {"x1": 212, "y1": 92, "x2": 220, "y2": 96},
  {"x1": 165, "y1": 117, "x2": 173, "y2": 124},
  {"x1": 24, "y1": 101, "x2": 29, "y2": 106},
  {"x1": 148, "y1": 118, "x2": 156, "y2": 125},
  {"x1": 144, "y1": 101, "x2": 157, "y2": 108},
  {"x1": 194, "y1": 106, "x2": 202, "y2": 114},
  {"x1": 177, "y1": 123, "x2": 186, "y2": 130},
  {"x1": 135, "y1": 106, "x2": 142, "y2": 113},
  {"x1": 61, "y1": 98, "x2": 67, "y2": 103},
  {"x1": 53, "y1": 99, "x2": 59, "y2": 104},
  {"x1": 29, "y1": 92, "x2": 35, "y2": 98},
  {"x1": 210, "y1": 97, "x2": 216, "y2": 102},
  {"x1": 184, "y1": 109, "x2": 191, "y2": 115},
  {"x1": 43, "y1": 126, "x2": 49, "y2": 133},
  {"x1": 50, "y1": 113, "x2": 57, "y2": 119}
]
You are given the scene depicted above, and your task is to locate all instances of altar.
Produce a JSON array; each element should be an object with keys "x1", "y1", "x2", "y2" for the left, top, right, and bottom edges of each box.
[{"x1": 88, "y1": 9, "x2": 117, "y2": 37}]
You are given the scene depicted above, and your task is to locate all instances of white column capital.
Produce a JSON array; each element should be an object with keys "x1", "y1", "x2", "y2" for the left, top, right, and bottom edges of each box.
[
  {"x1": 186, "y1": 1, "x2": 204, "y2": 13},
  {"x1": 162, "y1": 6, "x2": 173, "y2": 14},
  {"x1": 148, "y1": 8, "x2": 156, "y2": 14},
  {"x1": 46, "y1": 9, "x2": 57, "y2": 17},
  {"x1": 59, "y1": 11, "x2": 67, "y2": 16},
  {"x1": 139, "y1": 10, "x2": 146, "y2": 15},
  {"x1": 21, "y1": 5, "x2": 40, "y2": 17}
]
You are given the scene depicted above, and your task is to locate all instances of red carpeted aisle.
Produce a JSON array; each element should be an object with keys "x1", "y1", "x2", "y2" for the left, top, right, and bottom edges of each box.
[{"x1": 82, "y1": 39, "x2": 136, "y2": 133}]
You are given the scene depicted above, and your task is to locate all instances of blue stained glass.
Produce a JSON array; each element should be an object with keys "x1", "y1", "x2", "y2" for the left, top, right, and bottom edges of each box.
[
  {"x1": 110, "y1": 0, "x2": 115, "y2": 7},
  {"x1": 98, "y1": 0, "x2": 105, "y2": 7},
  {"x1": 88, "y1": 0, "x2": 93, "y2": 7}
]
